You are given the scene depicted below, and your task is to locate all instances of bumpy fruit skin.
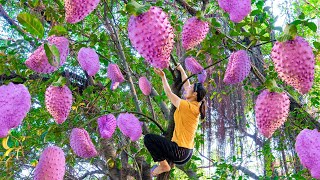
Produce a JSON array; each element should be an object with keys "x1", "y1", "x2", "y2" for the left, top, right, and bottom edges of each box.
[
  {"x1": 182, "y1": 17, "x2": 209, "y2": 50},
  {"x1": 198, "y1": 70, "x2": 207, "y2": 83},
  {"x1": 34, "y1": 146, "x2": 65, "y2": 180},
  {"x1": 185, "y1": 57, "x2": 204, "y2": 74},
  {"x1": 77, "y1": 47, "x2": 100, "y2": 76},
  {"x1": 117, "y1": 113, "x2": 142, "y2": 141},
  {"x1": 271, "y1": 36, "x2": 315, "y2": 94},
  {"x1": 217, "y1": 0, "x2": 251, "y2": 23},
  {"x1": 107, "y1": 63, "x2": 125, "y2": 90},
  {"x1": 65, "y1": 0, "x2": 100, "y2": 23},
  {"x1": 45, "y1": 85, "x2": 72, "y2": 124},
  {"x1": 0, "y1": 83, "x2": 31, "y2": 138},
  {"x1": 97, "y1": 114, "x2": 116, "y2": 139},
  {"x1": 223, "y1": 50, "x2": 251, "y2": 84},
  {"x1": 70, "y1": 128, "x2": 98, "y2": 158},
  {"x1": 128, "y1": 6, "x2": 174, "y2": 69},
  {"x1": 255, "y1": 90, "x2": 290, "y2": 138},
  {"x1": 25, "y1": 36, "x2": 69, "y2": 74},
  {"x1": 139, "y1": 77, "x2": 152, "y2": 96},
  {"x1": 295, "y1": 129, "x2": 320, "y2": 179}
]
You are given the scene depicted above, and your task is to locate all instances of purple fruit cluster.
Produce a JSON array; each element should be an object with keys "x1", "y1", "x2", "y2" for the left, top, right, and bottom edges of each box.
[
  {"x1": 34, "y1": 146, "x2": 66, "y2": 180},
  {"x1": 218, "y1": 0, "x2": 251, "y2": 23},
  {"x1": 107, "y1": 63, "x2": 125, "y2": 90},
  {"x1": 70, "y1": 128, "x2": 98, "y2": 158},
  {"x1": 255, "y1": 90, "x2": 290, "y2": 138},
  {"x1": 97, "y1": 114, "x2": 117, "y2": 139},
  {"x1": 139, "y1": 77, "x2": 152, "y2": 96},
  {"x1": 65, "y1": 0, "x2": 101, "y2": 24},
  {"x1": 77, "y1": 47, "x2": 100, "y2": 76},
  {"x1": 185, "y1": 57, "x2": 204, "y2": 74},
  {"x1": 271, "y1": 36, "x2": 315, "y2": 94},
  {"x1": 182, "y1": 17, "x2": 209, "y2": 50},
  {"x1": 25, "y1": 36, "x2": 69, "y2": 74},
  {"x1": 295, "y1": 129, "x2": 320, "y2": 179},
  {"x1": 223, "y1": 50, "x2": 251, "y2": 84},
  {"x1": 128, "y1": 6, "x2": 174, "y2": 69},
  {"x1": 117, "y1": 113, "x2": 142, "y2": 141},
  {"x1": 45, "y1": 85, "x2": 73, "y2": 124},
  {"x1": 0, "y1": 83, "x2": 31, "y2": 138}
]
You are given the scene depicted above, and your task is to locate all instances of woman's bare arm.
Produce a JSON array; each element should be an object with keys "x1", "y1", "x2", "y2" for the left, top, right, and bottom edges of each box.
[
  {"x1": 154, "y1": 68, "x2": 181, "y2": 108},
  {"x1": 176, "y1": 64, "x2": 191, "y2": 90}
]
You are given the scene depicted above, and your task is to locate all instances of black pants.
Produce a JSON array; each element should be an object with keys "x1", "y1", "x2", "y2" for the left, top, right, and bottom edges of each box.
[{"x1": 144, "y1": 134, "x2": 193, "y2": 165}]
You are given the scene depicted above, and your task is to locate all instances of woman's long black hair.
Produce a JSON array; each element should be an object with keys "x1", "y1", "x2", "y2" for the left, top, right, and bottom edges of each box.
[{"x1": 194, "y1": 83, "x2": 207, "y2": 119}]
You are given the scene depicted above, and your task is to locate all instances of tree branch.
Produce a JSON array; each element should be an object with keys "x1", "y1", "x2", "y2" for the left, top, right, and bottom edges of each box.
[
  {"x1": 79, "y1": 110, "x2": 165, "y2": 134},
  {"x1": 0, "y1": 5, "x2": 35, "y2": 47},
  {"x1": 234, "y1": 165, "x2": 259, "y2": 180},
  {"x1": 0, "y1": 70, "x2": 94, "y2": 92},
  {"x1": 201, "y1": 0, "x2": 209, "y2": 11},
  {"x1": 174, "y1": 0, "x2": 197, "y2": 16},
  {"x1": 79, "y1": 170, "x2": 105, "y2": 179}
]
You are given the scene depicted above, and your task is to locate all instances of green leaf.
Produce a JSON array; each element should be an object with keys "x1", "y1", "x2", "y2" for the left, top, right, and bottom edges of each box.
[
  {"x1": 298, "y1": 13, "x2": 305, "y2": 19},
  {"x1": 17, "y1": 12, "x2": 44, "y2": 39},
  {"x1": 44, "y1": 43, "x2": 60, "y2": 67},
  {"x1": 251, "y1": 10, "x2": 260, "y2": 16},
  {"x1": 285, "y1": 24, "x2": 297, "y2": 37},
  {"x1": 277, "y1": 24, "x2": 297, "y2": 42},
  {"x1": 44, "y1": 43, "x2": 58, "y2": 67},
  {"x1": 256, "y1": 1, "x2": 264, "y2": 10},
  {"x1": 306, "y1": 22, "x2": 317, "y2": 32},
  {"x1": 126, "y1": 0, "x2": 151, "y2": 16},
  {"x1": 0, "y1": 0, "x2": 7, "y2": 5},
  {"x1": 291, "y1": 20, "x2": 302, "y2": 25},
  {"x1": 28, "y1": 0, "x2": 40, "y2": 7},
  {"x1": 264, "y1": 79, "x2": 283, "y2": 93},
  {"x1": 48, "y1": 25, "x2": 68, "y2": 36},
  {"x1": 196, "y1": 11, "x2": 206, "y2": 21},
  {"x1": 52, "y1": 76, "x2": 67, "y2": 87},
  {"x1": 11, "y1": 77, "x2": 24, "y2": 83},
  {"x1": 313, "y1": 42, "x2": 320, "y2": 50},
  {"x1": 277, "y1": 34, "x2": 294, "y2": 42}
]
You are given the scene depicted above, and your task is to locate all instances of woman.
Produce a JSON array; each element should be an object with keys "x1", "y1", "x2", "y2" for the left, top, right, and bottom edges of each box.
[{"x1": 144, "y1": 64, "x2": 206, "y2": 176}]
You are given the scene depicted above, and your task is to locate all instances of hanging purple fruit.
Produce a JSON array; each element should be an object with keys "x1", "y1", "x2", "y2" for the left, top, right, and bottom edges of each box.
[
  {"x1": 65, "y1": 0, "x2": 101, "y2": 23},
  {"x1": 295, "y1": 129, "x2": 320, "y2": 179},
  {"x1": 117, "y1": 113, "x2": 142, "y2": 141},
  {"x1": 107, "y1": 63, "x2": 125, "y2": 90},
  {"x1": 182, "y1": 17, "x2": 209, "y2": 50},
  {"x1": 25, "y1": 36, "x2": 69, "y2": 74},
  {"x1": 217, "y1": 0, "x2": 251, "y2": 23},
  {"x1": 34, "y1": 146, "x2": 65, "y2": 180},
  {"x1": 198, "y1": 70, "x2": 207, "y2": 83},
  {"x1": 127, "y1": 3, "x2": 174, "y2": 69},
  {"x1": 223, "y1": 50, "x2": 251, "y2": 84},
  {"x1": 185, "y1": 57, "x2": 204, "y2": 74},
  {"x1": 255, "y1": 89, "x2": 290, "y2": 138},
  {"x1": 271, "y1": 36, "x2": 315, "y2": 94},
  {"x1": 45, "y1": 83, "x2": 72, "y2": 124},
  {"x1": 0, "y1": 83, "x2": 31, "y2": 138},
  {"x1": 97, "y1": 114, "x2": 117, "y2": 139},
  {"x1": 70, "y1": 128, "x2": 98, "y2": 158},
  {"x1": 77, "y1": 47, "x2": 100, "y2": 76},
  {"x1": 139, "y1": 77, "x2": 152, "y2": 96}
]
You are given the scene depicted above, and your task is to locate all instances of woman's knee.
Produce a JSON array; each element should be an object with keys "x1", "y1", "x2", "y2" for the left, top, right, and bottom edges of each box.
[
  {"x1": 144, "y1": 134, "x2": 158, "y2": 146},
  {"x1": 143, "y1": 134, "x2": 153, "y2": 145}
]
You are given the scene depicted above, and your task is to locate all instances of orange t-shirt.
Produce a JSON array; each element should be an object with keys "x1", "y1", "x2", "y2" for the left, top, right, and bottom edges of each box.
[{"x1": 171, "y1": 100, "x2": 200, "y2": 149}]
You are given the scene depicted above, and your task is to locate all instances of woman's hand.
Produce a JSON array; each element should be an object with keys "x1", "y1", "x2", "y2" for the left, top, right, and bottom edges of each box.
[
  {"x1": 154, "y1": 68, "x2": 165, "y2": 78},
  {"x1": 176, "y1": 64, "x2": 183, "y2": 71}
]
